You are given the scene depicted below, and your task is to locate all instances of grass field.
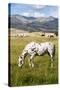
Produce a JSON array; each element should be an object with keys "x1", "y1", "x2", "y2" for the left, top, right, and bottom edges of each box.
[{"x1": 9, "y1": 34, "x2": 58, "y2": 86}]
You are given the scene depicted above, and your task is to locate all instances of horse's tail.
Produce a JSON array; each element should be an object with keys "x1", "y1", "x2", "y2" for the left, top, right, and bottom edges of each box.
[{"x1": 53, "y1": 44, "x2": 55, "y2": 57}]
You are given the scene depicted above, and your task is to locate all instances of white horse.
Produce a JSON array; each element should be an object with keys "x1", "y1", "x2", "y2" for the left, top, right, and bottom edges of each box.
[{"x1": 18, "y1": 42, "x2": 55, "y2": 68}]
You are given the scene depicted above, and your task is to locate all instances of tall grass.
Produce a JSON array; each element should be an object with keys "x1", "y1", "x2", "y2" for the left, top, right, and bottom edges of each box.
[{"x1": 9, "y1": 36, "x2": 58, "y2": 86}]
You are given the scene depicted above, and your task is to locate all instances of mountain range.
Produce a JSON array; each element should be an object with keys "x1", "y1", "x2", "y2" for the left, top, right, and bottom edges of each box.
[{"x1": 9, "y1": 14, "x2": 58, "y2": 32}]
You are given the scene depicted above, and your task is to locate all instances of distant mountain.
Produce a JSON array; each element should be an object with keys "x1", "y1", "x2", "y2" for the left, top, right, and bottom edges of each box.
[{"x1": 8, "y1": 15, "x2": 58, "y2": 32}]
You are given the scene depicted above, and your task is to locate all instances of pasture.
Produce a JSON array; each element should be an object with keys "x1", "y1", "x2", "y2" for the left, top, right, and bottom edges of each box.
[{"x1": 9, "y1": 33, "x2": 58, "y2": 86}]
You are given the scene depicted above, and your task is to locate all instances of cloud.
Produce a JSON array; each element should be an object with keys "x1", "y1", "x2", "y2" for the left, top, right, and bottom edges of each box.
[
  {"x1": 32, "y1": 5, "x2": 46, "y2": 9},
  {"x1": 33, "y1": 12, "x2": 45, "y2": 17},
  {"x1": 21, "y1": 12, "x2": 45, "y2": 17},
  {"x1": 22, "y1": 12, "x2": 29, "y2": 17}
]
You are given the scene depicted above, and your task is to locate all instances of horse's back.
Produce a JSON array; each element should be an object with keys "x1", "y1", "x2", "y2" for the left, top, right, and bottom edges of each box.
[
  {"x1": 24, "y1": 41, "x2": 54, "y2": 50},
  {"x1": 24, "y1": 42, "x2": 36, "y2": 51}
]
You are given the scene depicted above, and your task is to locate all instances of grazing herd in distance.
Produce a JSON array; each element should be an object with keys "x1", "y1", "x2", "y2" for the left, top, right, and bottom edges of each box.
[{"x1": 9, "y1": 30, "x2": 57, "y2": 38}]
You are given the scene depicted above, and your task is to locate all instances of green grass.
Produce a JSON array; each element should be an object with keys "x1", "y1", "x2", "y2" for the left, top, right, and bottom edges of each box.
[{"x1": 9, "y1": 35, "x2": 58, "y2": 86}]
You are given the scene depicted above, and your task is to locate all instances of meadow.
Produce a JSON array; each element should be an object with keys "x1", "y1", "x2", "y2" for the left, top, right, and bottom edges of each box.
[{"x1": 9, "y1": 34, "x2": 58, "y2": 86}]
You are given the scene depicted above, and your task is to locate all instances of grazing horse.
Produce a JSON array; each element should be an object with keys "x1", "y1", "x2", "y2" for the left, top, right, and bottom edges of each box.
[{"x1": 18, "y1": 42, "x2": 55, "y2": 68}]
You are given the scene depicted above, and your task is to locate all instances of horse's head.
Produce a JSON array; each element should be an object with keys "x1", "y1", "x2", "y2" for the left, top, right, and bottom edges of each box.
[{"x1": 18, "y1": 56, "x2": 24, "y2": 68}]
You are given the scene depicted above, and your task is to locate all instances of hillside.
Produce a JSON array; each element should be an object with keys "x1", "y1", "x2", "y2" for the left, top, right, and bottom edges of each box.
[{"x1": 8, "y1": 15, "x2": 58, "y2": 32}]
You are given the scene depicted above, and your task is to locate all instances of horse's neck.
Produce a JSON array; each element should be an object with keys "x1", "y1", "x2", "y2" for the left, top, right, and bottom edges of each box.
[{"x1": 21, "y1": 50, "x2": 27, "y2": 59}]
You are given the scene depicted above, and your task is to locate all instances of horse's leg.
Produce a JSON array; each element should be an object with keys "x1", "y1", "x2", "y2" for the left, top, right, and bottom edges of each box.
[
  {"x1": 28, "y1": 54, "x2": 35, "y2": 68},
  {"x1": 48, "y1": 49, "x2": 54, "y2": 68},
  {"x1": 50, "y1": 54, "x2": 53, "y2": 68}
]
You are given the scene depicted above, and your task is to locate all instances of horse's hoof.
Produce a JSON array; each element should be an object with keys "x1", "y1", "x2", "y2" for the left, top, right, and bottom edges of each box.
[{"x1": 32, "y1": 64, "x2": 34, "y2": 68}]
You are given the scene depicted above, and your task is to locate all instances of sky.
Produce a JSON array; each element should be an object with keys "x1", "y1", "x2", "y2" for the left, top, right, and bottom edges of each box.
[{"x1": 9, "y1": 3, "x2": 58, "y2": 18}]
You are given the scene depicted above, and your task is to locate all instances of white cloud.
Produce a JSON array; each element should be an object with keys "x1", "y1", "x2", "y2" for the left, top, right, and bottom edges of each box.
[
  {"x1": 21, "y1": 5, "x2": 46, "y2": 17},
  {"x1": 21, "y1": 12, "x2": 45, "y2": 17},
  {"x1": 22, "y1": 12, "x2": 29, "y2": 17},
  {"x1": 33, "y1": 12, "x2": 45, "y2": 17},
  {"x1": 32, "y1": 5, "x2": 46, "y2": 9}
]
